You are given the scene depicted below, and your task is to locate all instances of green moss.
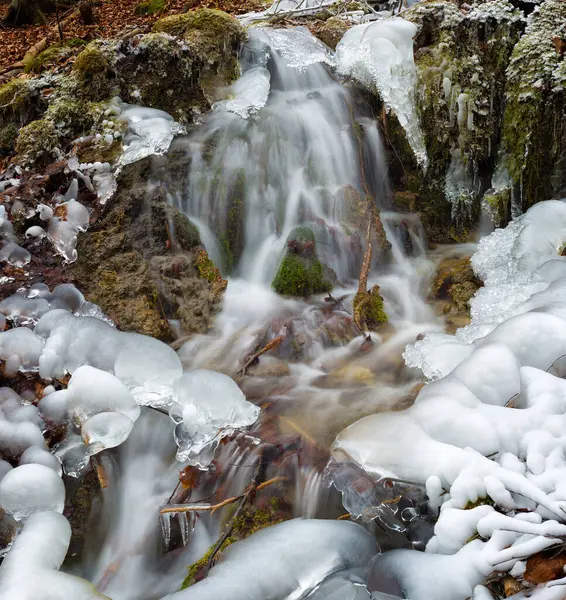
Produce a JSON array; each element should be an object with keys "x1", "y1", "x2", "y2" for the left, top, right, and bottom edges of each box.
[
  {"x1": 77, "y1": 140, "x2": 123, "y2": 164},
  {"x1": 25, "y1": 44, "x2": 71, "y2": 73},
  {"x1": 194, "y1": 248, "x2": 227, "y2": 297},
  {"x1": 0, "y1": 79, "x2": 31, "y2": 112},
  {"x1": 152, "y1": 9, "x2": 246, "y2": 74},
  {"x1": 272, "y1": 254, "x2": 332, "y2": 297},
  {"x1": 483, "y1": 188, "x2": 510, "y2": 227},
  {"x1": 15, "y1": 119, "x2": 59, "y2": 165},
  {"x1": 0, "y1": 122, "x2": 18, "y2": 153},
  {"x1": 45, "y1": 97, "x2": 95, "y2": 132},
  {"x1": 73, "y1": 43, "x2": 115, "y2": 101},
  {"x1": 501, "y1": 0, "x2": 566, "y2": 208},
  {"x1": 181, "y1": 537, "x2": 236, "y2": 589},
  {"x1": 173, "y1": 213, "x2": 200, "y2": 250},
  {"x1": 135, "y1": 0, "x2": 166, "y2": 15},
  {"x1": 353, "y1": 285, "x2": 388, "y2": 330}
]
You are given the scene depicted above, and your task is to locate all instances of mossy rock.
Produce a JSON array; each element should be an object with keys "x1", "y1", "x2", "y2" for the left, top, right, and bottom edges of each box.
[
  {"x1": 272, "y1": 254, "x2": 332, "y2": 297},
  {"x1": 432, "y1": 256, "x2": 481, "y2": 313},
  {"x1": 45, "y1": 97, "x2": 99, "y2": 134},
  {"x1": 73, "y1": 43, "x2": 116, "y2": 101},
  {"x1": 353, "y1": 285, "x2": 387, "y2": 330},
  {"x1": 173, "y1": 213, "x2": 200, "y2": 250},
  {"x1": 501, "y1": 0, "x2": 566, "y2": 209},
  {"x1": 15, "y1": 119, "x2": 59, "y2": 166},
  {"x1": 272, "y1": 226, "x2": 333, "y2": 297},
  {"x1": 313, "y1": 17, "x2": 349, "y2": 50},
  {"x1": 152, "y1": 9, "x2": 246, "y2": 83},
  {"x1": 135, "y1": 0, "x2": 166, "y2": 15},
  {"x1": 24, "y1": 44, "x2": 72, "y2": 73},
  {"x1": 390, "y1": 0, "x2": 525, "y2": 236},
  {"x1": 114, "y1": 33, "x2": 207, "y2": 122}
]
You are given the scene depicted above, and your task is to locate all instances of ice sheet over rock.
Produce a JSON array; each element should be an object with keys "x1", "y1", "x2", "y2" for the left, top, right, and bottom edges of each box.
[
  {"x1": 0, "y1": 511, "x2": 109, "y2": 600},
  {"x1": 0, "y1": 464, "x2": 65, "y2": 521},
  {"x1": 169, "y1": 369, "x2": 260, "y2": 465},
  {"x1": 33, "y1": 309, "x2": 182, "y2": 390},
  {"x1": 213, "y1": 67, "x2": 271, "y2": 119},
  {"x1": 82, "y1": 411, "x2": 135, "y2": 456},
  {"x1": 118, "y1": 104, "x2": 185, "y2": 169},
  {"x1": 336, "y1": 18, "x2": 427, "y2": 168},
  {"x1": 162, "y1": 519, "x2": 378, "y2": 600},
  {"x1": 259, "y1": 27, "x2": 335, "y2": 71}
]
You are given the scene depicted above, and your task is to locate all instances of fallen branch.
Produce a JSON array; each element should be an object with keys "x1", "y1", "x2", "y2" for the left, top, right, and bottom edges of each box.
[
  {"x1": 237, "y1": 335, "x2": 284, "y2": 376},
  {"x1": 159, "y1": 477, "x2": 286, "y2": 515}
]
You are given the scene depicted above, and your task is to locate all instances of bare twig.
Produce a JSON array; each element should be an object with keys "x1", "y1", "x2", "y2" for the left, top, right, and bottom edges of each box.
[
  {"x1": 159, "y1": 477, "x2": 286, "y2": 515},
  {"x1": 237, "y1": 335, "x2": 284, "y2": 376}
]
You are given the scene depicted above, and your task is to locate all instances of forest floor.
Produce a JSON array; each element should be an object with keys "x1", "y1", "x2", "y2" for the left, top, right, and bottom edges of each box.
[{"x1": 0, "y1": 0, "x2": 265, "y2": 70}]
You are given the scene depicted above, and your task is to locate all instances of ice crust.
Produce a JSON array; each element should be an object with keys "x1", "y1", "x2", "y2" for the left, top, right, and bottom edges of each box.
[
  {"x1": 213, "y1": 67, "x2": 271, "y2": 119},
  {"x1": 169, "y1": 370, "x2": 260, "y2": 465},
  {"x1": 336, "y1": 18, "x2": 428, "y2": 168},
  {"x1": 162, "y1": 519, "x2": 378, "y2": 600},
  {"x1": 336, "y1": 200, "x2": 566, "y2": 599}
]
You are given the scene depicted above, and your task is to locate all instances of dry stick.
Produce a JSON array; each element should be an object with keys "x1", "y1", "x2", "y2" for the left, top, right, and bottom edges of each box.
[
  {"x1": 159, "y1": 477, "x2": 286, "y2": 515},
  {"x1": 237, "y1": 334, "x2": 284, "y2": 376},
  {"x1": 204, "y1": 476, "x2": 286, "y2": 573}
]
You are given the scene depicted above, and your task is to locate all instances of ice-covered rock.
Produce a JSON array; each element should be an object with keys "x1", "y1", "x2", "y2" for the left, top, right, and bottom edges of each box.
[
  {"x1": 169, "y1": 369, "x2": 260, "y2": 465},
  {"x1": 162, "y1": 519, "x2": 377, "y2": 600},
  {"x1": 118, "y1": 104, "x2": 185, "y2": 168},
  {"x1": 0, "y1": 464, "x2": 65, "y2": 521},
  {"x1": 336, "y1": 18, "x2": 427, "y2": 168},
  {"x1": 338, "y1": 200, "x2": 566, "y2": 597},
  {"x1": 259, "y1": 27, "x2": 335, "y2": 71},
  {"x1": 213, "y1": 67, "x2": 271, "y2": 119},
  {"x1": 82, "y1": 411, "x2": 135, "y2": 456},
  {"x1": 0, "y1": 242, "x2": 31, "y2": 268},
  {"x1": 19, "y1": 446, "x2": 62, "y2": 476},
  {"x1": 0, "y1": 511, "x2": 109, "y2": 599}
]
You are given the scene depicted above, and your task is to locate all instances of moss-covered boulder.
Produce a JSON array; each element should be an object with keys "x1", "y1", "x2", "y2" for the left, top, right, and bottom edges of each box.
[
  {"x1": 15, "y1": 118, "x2": 59, "y2": 166},
  {"x1": 432, "y1": 255, "x2": 482, "y2": 314},
  {"x1": 114, "y1": 32, "x2": 207, "y2": 123},
  {"x1": 353, "y1": 285, "x2": 387, "y2": 330},
  {"x1": 272, "y1": 227, "x2": 333, "y2": 297},
  {"x1": 501, "y1": 0, "x2": 566, "y2": 209},
  {"x1": 70, "y1": 158, "x2": 226, "y2": 340},
  {"x1": 72, "y1": 42, "x2": 117, "y2": 101},
  {"x1": 313, "y1": 17, "x2": 349, "y2": 50},
  {"x1": 135, "y1": 0, "x2": 166, "y2": 15},
  {"x1": 0, "y1": 78, "x2": 44, "y2": 155},
  {"x1": 386, "y1": 0, "x2": 524, "y2": 242},
  {"x1": 152, "y1": 9, "x2": 247, "y2": 93}
]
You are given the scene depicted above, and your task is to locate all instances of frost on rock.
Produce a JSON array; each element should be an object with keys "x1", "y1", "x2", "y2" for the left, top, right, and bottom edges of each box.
[
  {"x1": 118, "y1": 104, "x2": 185, "y2": 169},
  {"x1": 336, "y1": 18, "x2": 428, "y2": 168},
  {"x1": 213, "y1": 67, "x2": 271, "y2": 119},
  {"x1": 169, "y1": 369, "x2": 260, "y2": 465},
  {"x1": 336, "y1": 199, "x2": 566, "y2": 598},
  {"x1": 163, "y1": 519, "x2": 377, "y2": 600},
  {"x1": 258, "y1": 27, "x2": 335, "y2": 71},
  {"x1": 0, "y1": 511, "x2": 109, "y2": 600}
]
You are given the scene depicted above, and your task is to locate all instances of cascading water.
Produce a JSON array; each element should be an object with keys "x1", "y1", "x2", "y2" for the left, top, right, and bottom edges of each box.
[{"x1": 80, "y1": 26, "x2": 446, "y2": 600}]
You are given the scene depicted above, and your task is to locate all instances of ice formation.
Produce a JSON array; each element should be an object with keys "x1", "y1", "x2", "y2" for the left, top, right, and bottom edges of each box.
[
  {"x1": 162, "y1": 519, "x2": 377, "y2": 600},
  {"x1": 169, "y1": 369, "x2": 260, "y2": 465},
  {"x1": 336, "y1": 18, "x2": 428, "y2": 168},
  {"x1": 118, "y1": 104, "x2": 185, "y2": 168},
  {"x1": 0, "y1": 511, "x2": 108, "y2": 600},
  {"x1": 0, "y1": 464, "x2": 65, "y2": 521},
  {"x1": 259, "y1": 27, "x2": 335, "y2": 71},
  {"x1": 213, "y1": 67, "x2": 271, "y2": 119},
  {"x1": 334, "y1": 200, "x2": 566, "y2": 598}
]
